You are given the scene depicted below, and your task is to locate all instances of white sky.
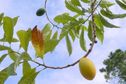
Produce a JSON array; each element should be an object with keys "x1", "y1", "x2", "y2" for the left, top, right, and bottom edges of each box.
[{"x1": 0, "y1": 0, "x2": 126, "y2": 84}]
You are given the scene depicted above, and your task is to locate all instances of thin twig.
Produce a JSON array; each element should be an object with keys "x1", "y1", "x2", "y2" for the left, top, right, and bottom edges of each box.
[{"x1": 31, "y1": 0, "x2": 103, "y2": 69}]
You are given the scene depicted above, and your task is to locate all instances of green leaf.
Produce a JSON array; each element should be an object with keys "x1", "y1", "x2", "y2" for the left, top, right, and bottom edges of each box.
[
  {"x1": 69, "y1": 30, "x2": 75, "y2": 42},
  {"x1": 18, "y1": 68, "x2": 39, "y2": 84},
  {"x1": 66, "y1": 35, "x2": 72, "y2": 56},
  {"x1": 8, "y1": 50, "x2": 18, "y2": 62},
  {"x1": 52, "y1": 31, "x2": 58, "y2": 40},
  {"x1": 42, "y1": 23, "x2": 51, "y2": 37},
  {"x1": 88, "y1": 21, "x2": 93, "y2": 41},
  {"x1": 0, "y1": 45, "x2": 11, "y2": 51},
  {"x1": 17, "y1": 29, "x2": 31, "y2": 51},
  {"x1": 100, "y1": 9, "x2": 126, "y2": 19},
  {"x1": 116, "y1": 0, "x2": 126, "y2": 10},
  {"x1": 59, "y1": 28, "x2": 69, "y2": 40},
  {"x1": 3, "y1": 16, "x2": 14, "y2": 43},
  {"x1": 80, "y1": 29, "x2": 87, "y2": 51},
  {"x1": 0, "y1": 37, "x2": 18, "y2": 42},
  {"x1": 65, "y1": 0, "x2": 84, "y2": 15},
  {"x1": 0, "y1": 54, "x2": 8, "y2": 64},
  {"x1": 81, "y1": 0, "x2": 90, "y2": 3},
  {"x1": 13, "y1": 16, "x2": 19, "y2": 27},
  {"x1": 0, "y1": 13, "x2": 4, "y2": 26},
  {"x1": 54, "y1": 13, "x2": 76, "y2": 24},
  {"x1": 96, "y1": 26, "x2": 104, "y2": 43},
  {"x1": 0, "y1": 63, "x2": 16, "y2": 84},
  {"x1": 122, "y1": 0, "x2": 126, "y2": 4},
  {"x1": 100, "y1": 0, "x2": 115, "y2": 8},
  {"x1": 21, "y1": 52, "x2": 31, "y2": 61},
  {"x1": 71, "y1": 0, "x2": 81, "y2": 6},
  {"x1": 23, "y1": 61, "x2": 31, "y2": 75},
  {"x1": 99, "y1": 14, "x2": 120, "y2": 28}
]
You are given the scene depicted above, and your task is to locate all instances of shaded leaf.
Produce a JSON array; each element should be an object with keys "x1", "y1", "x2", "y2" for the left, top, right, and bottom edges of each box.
[
  {"x1": 81, "y1": 0, "x2": 90, "y2": 3},
  {"x1": 23, "y1": 61, "x2": 31, "y2": 75},
  {"x1": 80, "y1": 29, "x2": 87, "y2": 51},
  {"x1": 0, "y1": 63, "x2": 16, "y2": 84},
  {"x1": 116, "y1": 0, "x2": 126, "y2": 10},
  {"x1": 100, "y1": 0, "x2": 115, "y2": 8},
  {"x1": 21, "y1": 52, "x2": 31, "y2": 61},
  {"x1": 18, "y1": 68, "x2": 39, "y2": 84},
  {"x1": 100, "y1": 9, "x2": 126, "y2": 19},
  {"x1": 96, "y1": 26, "x2": 104, "y2": 43},
  {"x1": 8, "y1": 50, "x2": 18, "y2": 62},
  {"x1": 99, "y1": 14, "x2": 120, "y2": 28},
  {"x1": 0, "y1": 45, "x2": 11, "y2": 51},
  {"x1": 88, "y1": 21, "x2": 93, "y2": 41},
  {"x1": 66, "y1": 35, "x2": 72, "y2": 56},
  {"x1": 69, "y1": 30, "x2": 75, "y2": 42},
  {"x1": 0, "y1": 54, "x2": 8, "y2": 64},
  {"x1": 0, "y1": 13, "x2": 4, "y2": 26}
]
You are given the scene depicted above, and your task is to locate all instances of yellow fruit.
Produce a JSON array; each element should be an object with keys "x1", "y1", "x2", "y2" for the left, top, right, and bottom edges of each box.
[{"x1": 79, "y1": 57, "x2": 96, "y2": 80}]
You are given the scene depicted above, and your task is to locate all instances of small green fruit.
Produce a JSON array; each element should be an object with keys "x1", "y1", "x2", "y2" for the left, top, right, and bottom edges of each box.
[
  {"x1": 79, "y1": 57, "x2": 96, "y2": 80},
  {"x1": 36, "y1": 8, "x2": 46, "y2": 16}
]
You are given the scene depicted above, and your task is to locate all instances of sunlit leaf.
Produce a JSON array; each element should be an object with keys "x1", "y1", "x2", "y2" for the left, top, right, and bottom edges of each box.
[
  {"x1": 65, "y1": 0, "x2": 84, "y2": 15},
  {"x1": 96, "y1": 26, "x2": 104, "y2": 43},
  {"x1": 88, "y1": 21, "x2": 93, "y2": 41},
  {"x1": 81, "y1": 0, "x2": 90, "y2": 3},
  {"x1": 23, "y1": 61, "x2": 31, "y2": 75},
  {"x1": 71, "y1": 0, "x2": 81, "y2": 6},
  {"x1": 32, "y1": 26, "x2": 44, "y2": 58},
  {"x1": 0, "y1": 45, "x2": 11, "y2": 51},
  {"x1": 100, "y1": 0, "x2": 115, "y2": 8},
  {"x1": 66, "y1": 35, "x2": 72, "y2": 56},
  {"x1": 21, "y1": 52, "x2": 31, "y2": 61},
  {"x1": 69, "y1": 30, "x2": 75, "y2": 42},
  {"x1": 8, "y1": 50, "x2": 18, "y2": 62}
]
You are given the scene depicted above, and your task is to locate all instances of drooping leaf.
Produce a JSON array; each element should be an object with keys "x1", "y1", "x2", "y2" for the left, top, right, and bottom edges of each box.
[
  {"x1": 81, "y1": 0, "x2": 90, "y2": 3},
  {"x1": 96, "y1": 26, "x2": 104, "y2": 43},
  {"x1": 88, "y1": 21, "x2": 93, "y2": 41},
  {"x1": 0, "y1": 54, "x2": 8, "y2": 64},
  {"x1": 23, "y1": 61, "x2": 31, "y2": 75},
  {"x1": 66, "y1": 35, "x2": 72, "y2": 56},
  {"x1": 100, "y1": 0, "x2": 115, "y2": 8},
  {"x1": 54, "y1": 13, "x2": 76, "y2": 24},
  {"x1": 69, "y1": 30, "x2": 75, "y2": 42},
  {"x1": 65, "y1": 0, "x2": 84, "y2": 15},
  {"x1": 116, "y1": 0, "x2": 126, "y2": 10},
  {"x1": 71, "y1": 0, "x2": 81, "y2": 6},
  {"x1": 17, "y1": 29, "x2": 31, "y2": 51},
  {"x1": 59, "y1": 28, "x2": 69, "y2": 40},
  {"x1": 32, "y1": 26, "x2": 44, "y2": 58},
  {"x1": 42, "y1": 23, "x2": 51, "y2": 37},
  {"x1": 0, "y1": 13, "x2": 4, "y2": 26},
  {"x1": 99, "y1": 14, "x2": 120, "y2": 28},
  {"x1": 0, "y1": 63, "x2": 16, "y2": 84},
  {"x1": 18, "y1": 68, "x2": 39, "y2": 84},
  {"x1": 100, "y1": 9, "x2": 126, "y2": 19},
  {"x1": 80, "y1": 29, "x2": 87, "y2": 51}
]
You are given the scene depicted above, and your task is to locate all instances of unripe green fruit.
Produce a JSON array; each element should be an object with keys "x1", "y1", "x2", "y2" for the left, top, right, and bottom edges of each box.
[
  {"x1": 36, "y1": 8, "x2": 46, "y2": 16},
  {"x1": 79, "y1": 57, "x2": 96, "y2": 80}
]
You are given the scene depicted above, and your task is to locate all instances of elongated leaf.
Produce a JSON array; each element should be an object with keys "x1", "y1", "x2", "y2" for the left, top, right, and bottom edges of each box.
[
  {"x1": 59, "y1": 28, "x2": 69, "y2": 40},
  {"x1": 81, "y1": 0, "x2": 90, "y2": 3},
  {"x1": 100, "y1": 0, "x2": 115, "y2": 8},
  {"x1": 96, "y1": 26, "x2": 104, "y2": 43},
  {"x1": 69, "y1": 30, "x2": 75, "y2": 42},
  {"x1": 88, "y1": 21, "x2": 93, "y2": 41},
  {"x1": 13, "y1": 16, "x2": 19, "y2": 27},
  {"x1": 71, "y1": 0, "x2": 81, "y2": 6},
  {"x1": 0, "y1": 54, "x2": 8, "y2": 64},
  {"x1": 0, "y1": 37, "x2": 18, "y2": 42},
  {"x1": 3, "y1": 17, "x2": 14, "y2": 43},
  {"x1": 80, "y1": 29, "x2": 87, "y2": 51},
  {"x1": 54, "y1": 13, "x2": 76, "y2": 24},
  {"x1": 52, "y1": 31, "x2": 58, "y2": 40},
  {"x1": 99, "y1": 14, "x2": 120, "y2": 28},
  {"x1": 0, "y1": 63, "x2": 16, "y2": 84},
  {"x1": 122, "y1": 0, "x2": 126, "y2": 4},
  {"x1": 17, "y1": 29, "x2": 31, "y2": 51},
  {"x1": 18, "y1": 68, "x2": 39, "y2": 84},
  {"x1": 0, "y1": 13, "x2": 4, "y2": 25},
  {"x1": 23, "y1": 61, "x2": 31, "y2": 75},
  {"x1": 65, "y1": 0, "x2": 84, "y2": 15},
  {"x1": 42, "y1": 23, "x2": 51, "y2": 37},
  {"x1": 116, "y1": 0, "x2": 126, "y2": 10},
  {"x1": 66, "y1": 35, "x2": 72, "y2": 56},
  {"x1": 100, "y1": 9, "x2": 126, "y2": 19},
  {"x1": 0, "y1": 45, "x2": 11, "y2": 51}
]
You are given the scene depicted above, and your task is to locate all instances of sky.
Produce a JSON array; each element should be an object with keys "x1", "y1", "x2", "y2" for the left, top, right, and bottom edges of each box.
[{"x1": 0, "y1": 0, "x2": 126, "y2": 84}]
